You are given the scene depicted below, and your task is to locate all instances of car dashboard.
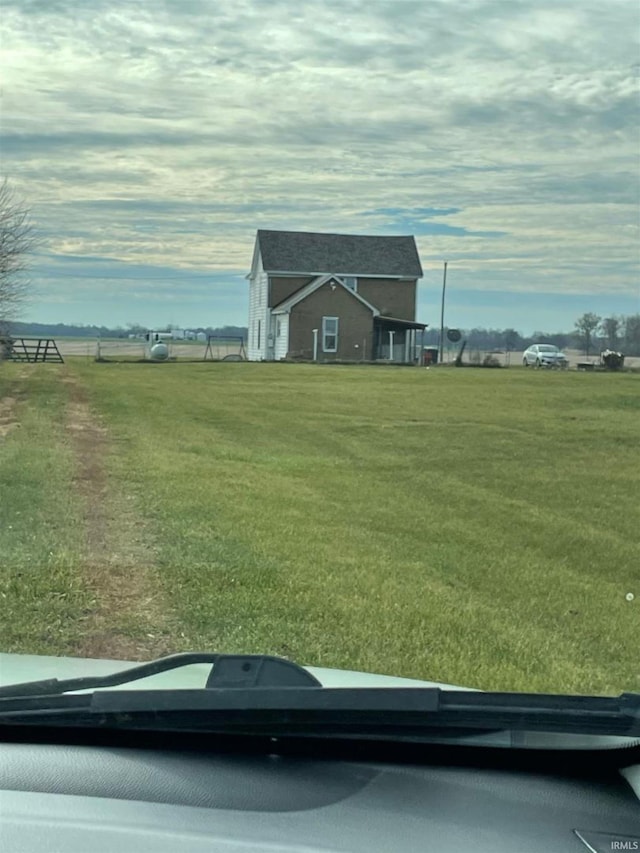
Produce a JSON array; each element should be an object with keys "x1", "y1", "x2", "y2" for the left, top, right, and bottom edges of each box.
[{"x1": 1, "y1": 741, "x2": 639, "y2": 852}]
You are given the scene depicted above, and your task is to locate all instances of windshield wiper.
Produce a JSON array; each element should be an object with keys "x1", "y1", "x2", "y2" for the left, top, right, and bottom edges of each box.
[
  {"x1": 0, "y1": 653, "x2": 637, "y2": 739},
  {"x1": 0, "y1": 652, "x2": 322, "y2": 699}
]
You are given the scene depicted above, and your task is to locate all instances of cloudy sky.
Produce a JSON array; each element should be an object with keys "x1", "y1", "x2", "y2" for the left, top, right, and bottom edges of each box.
[{"x1": 2, "y1": 0, "x2": 639, "y2": 332}]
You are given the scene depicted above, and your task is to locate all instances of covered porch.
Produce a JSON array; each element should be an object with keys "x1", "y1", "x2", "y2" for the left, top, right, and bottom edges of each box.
[{"x1": 373, "y1": 317, "x2": 427, "y2": 363}]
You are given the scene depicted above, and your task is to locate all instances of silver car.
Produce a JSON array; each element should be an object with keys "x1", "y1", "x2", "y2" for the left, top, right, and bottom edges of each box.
[{"x1": 523, "y1": 344, "x2": 569, "y2": 368}]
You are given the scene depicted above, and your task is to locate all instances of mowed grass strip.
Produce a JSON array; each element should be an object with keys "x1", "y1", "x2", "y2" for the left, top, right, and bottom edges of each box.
[
  {"x1": 0, "y1": 364, "x2": 91, "y2": 653},
  {"x1": 66, "y1": 362, "x2": 640, "y2": 694}
]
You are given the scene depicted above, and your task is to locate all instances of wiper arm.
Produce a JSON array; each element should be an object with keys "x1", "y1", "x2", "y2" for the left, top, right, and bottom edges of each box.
[{"x1": 0, "y1": 653, "x2": 322, "y2": 699}]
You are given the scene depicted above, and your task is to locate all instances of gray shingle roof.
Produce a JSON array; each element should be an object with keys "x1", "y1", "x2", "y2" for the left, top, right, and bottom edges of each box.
[{"x1": 257, "y1": 230, "x2": 423, "y2": 278}]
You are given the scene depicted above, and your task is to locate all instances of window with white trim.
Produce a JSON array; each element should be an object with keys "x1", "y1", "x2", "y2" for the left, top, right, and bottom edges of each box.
[
  {"x1": 322, "y1": 316, "x2": 338, "y2": 352},
  {"x1": 276, "y1": 319, "x2": 281, "y2": 337},
  {"x1": 342, "y1": 276, "x2": 357, "y2": 291}
]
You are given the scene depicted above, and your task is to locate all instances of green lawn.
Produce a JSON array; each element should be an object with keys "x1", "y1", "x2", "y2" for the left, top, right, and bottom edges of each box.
[{"x1": 1, "y1": 361, "x2": 638, "y2": 694}]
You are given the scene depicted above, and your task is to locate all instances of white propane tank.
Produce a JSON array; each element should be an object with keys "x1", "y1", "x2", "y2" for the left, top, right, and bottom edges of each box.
[{"x1": 150, "y1": 342, "x2": 169, "y2": 361}]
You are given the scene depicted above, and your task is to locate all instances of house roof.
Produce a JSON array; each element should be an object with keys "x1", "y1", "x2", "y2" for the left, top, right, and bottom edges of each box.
[
  {"x1": 375, "y1": 315, "x2": 428, "y2": 330},
  {"x1": 271, "y1": 274, "x2": 380, "y2": 315},
  {"x1": 257, "y1": 230, "x2": 423, "y2": 278}
]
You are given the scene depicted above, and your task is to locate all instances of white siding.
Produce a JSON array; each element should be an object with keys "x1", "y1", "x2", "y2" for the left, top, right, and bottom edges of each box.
[
  {"x1": 274, "y1": 314, "x2": 289, "y2": 360},
  {"x1": 248, "y1": 248, "x2": 268, "y2": 361}
]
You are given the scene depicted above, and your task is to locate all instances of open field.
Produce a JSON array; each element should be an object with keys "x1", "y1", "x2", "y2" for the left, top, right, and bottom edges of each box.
[
  {"x1": 49, "y1": 337, "x2": 640, "y2": 368},
  {"x1": 1, "y1": 361, "x2": 638, "y2": 694}
]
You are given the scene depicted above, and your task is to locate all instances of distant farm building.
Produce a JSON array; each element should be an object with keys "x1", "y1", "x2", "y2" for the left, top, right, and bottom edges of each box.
[
  {"x1": 167, "y1": 329, "x2": 197, "y2": 340},
  {"x1": 247, "y1": 229, "x2": 426, "y2": 362}
]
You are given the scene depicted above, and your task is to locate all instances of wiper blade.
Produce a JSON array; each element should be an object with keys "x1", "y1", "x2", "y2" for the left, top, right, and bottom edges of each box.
[
  {"x1": 86, "y1": 688, "x2": 640, "y2": 737},
  {"x1": 0, "y1": 652, "x2": 322, "y2": 699},
  {"x1": 1, "y1": 687, "x2": 638, "y2": 738},
  {"x1": 1, "y1": 653, "x2": 637, "y2": 739}
]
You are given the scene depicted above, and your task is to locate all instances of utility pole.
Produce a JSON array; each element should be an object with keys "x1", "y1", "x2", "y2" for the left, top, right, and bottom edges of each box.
[{"x1": 439, "y1": 261, "x2": 448, "y2": 363}]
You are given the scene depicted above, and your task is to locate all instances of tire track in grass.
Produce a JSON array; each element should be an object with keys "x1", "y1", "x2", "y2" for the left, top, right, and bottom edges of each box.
[
  {"x1": 0, "y1": 394, "x2": 19, "y2": 439},
  {"x1": 0, "y1": 369, "x2": 28, "y2": 440},
  {"x1": 61, "y1": 371, "x2": 181, "y2": 660}
]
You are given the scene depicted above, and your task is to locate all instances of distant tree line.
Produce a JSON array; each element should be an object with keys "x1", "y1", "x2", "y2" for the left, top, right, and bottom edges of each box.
[
  {"x1": 121, "y1": 322, "x2": 248, "y2": 339},
  {"x1": 7, "y1": 321, "x2": 248, "y2": 341},
  {"x1": 425, "y1": 313, "x2": 640, "y2": 357}
]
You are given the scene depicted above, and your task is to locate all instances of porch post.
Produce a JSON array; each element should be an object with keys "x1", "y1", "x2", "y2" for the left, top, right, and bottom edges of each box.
[
  {"x1": 312, "y1": 328, "x2": 318, "y2": 362},
  {"x1": 388, "y1": 330, "x2": 394, "y2": 361}
]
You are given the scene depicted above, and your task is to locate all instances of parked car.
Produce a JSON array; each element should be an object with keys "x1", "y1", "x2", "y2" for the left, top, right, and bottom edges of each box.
[{"x1": 523, "y1": 344, "x2": 569, "y2": 368}]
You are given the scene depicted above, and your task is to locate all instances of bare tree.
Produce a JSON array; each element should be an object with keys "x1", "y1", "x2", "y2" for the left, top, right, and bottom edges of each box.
[
  {"x1": 574, "y1": 312, "x2": 601, "y2": 358},
  {"x1": 600, "y1": 316, "x2": 621, "y2": 350},
  {"x1": 623, "y1": 314, "x2": 640, "y2": 356},
  {"x1": 0, "y1": 179, "x2": 36, "y2": 335}
]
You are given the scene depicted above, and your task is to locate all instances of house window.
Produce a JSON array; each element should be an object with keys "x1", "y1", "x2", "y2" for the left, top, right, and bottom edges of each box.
[
  {"x1": 276, "y1": 319, "x2": 281, "y2": 337},
  {"x1": 342, "y1": 276, "x2": 357, "y2": 291},
  {"x1": 322, "y1": 316, "x2": 338, "y2": 352}
]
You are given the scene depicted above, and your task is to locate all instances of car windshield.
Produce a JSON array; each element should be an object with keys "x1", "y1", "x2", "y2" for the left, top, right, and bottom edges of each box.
[{"x1": 0, "y1": 0, "x2": 638, "y2": 742}]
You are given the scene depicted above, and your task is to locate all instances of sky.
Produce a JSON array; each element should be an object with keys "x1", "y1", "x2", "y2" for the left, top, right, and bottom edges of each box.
[{"x1": 1, "y1": 0, "x2": 639, "y2": 334}]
